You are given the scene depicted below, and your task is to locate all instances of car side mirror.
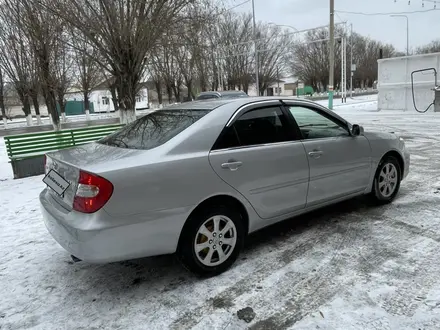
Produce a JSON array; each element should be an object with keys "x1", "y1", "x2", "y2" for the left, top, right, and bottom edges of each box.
[{"x1": 351, "y1": 124, "x2": 363, "y2": 136}]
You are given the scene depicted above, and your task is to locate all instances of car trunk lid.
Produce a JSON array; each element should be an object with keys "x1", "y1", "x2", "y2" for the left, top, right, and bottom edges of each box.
[{"x1": 44, "y1": 143, "x2": 144, "y2": 210}]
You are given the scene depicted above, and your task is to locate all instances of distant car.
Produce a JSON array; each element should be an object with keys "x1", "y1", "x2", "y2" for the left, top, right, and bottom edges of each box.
[
  {"x1": 40, "y1": 96, "x2": 410, "y2": 276},
  {"x1": 196, "y1": 90, "x2": 248, "y2": 101}
]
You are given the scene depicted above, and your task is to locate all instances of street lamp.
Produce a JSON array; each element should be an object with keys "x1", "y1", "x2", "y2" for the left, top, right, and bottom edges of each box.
[
  {"x1": 390, "y1": 14, "x2": 409, "y2": 56},
  {"x1": 329, "y1": 0, "x2": 335, "y2": 109}
]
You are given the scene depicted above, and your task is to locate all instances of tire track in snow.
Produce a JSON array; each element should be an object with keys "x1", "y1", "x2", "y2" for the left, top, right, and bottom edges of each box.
[
  {"x1": 247, "y1": 213, "x2": 407, "y2": 329},
  {"x1": 169, "y1": 217, "x2": 342, "y2": 329}
]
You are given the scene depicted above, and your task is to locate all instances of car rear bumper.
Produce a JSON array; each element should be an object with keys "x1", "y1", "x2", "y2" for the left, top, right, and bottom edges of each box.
[{"x1": 39, "y1": 189, "x2": 188, "y2": 263}]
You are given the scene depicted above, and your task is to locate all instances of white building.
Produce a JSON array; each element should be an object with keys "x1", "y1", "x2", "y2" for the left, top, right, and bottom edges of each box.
[
  {"x1": 377, "y1": 53, "x2": 440, "y2": 111},
  {"x1": 65, "y1": 84, "x2": 149, "y2": 113},
  {"x1": 233, "y1": 77, "x2": 299, "y2": 97}
]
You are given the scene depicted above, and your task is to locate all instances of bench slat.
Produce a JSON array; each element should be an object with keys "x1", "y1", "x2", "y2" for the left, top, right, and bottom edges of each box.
[
  {"x1": 5, "y1": 124, "x2": 125, "y2": 160},
  {"x1": 3, "y1": 124, "x2": 123, "y2": 141},
  {"x1": 6, "y1": 131, "x2": 114, "y2": 148}
]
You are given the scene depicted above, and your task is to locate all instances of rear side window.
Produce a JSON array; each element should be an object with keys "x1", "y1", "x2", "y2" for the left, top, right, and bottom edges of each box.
[
  {"x1": 213, "y1": 106, "x2": 293, "y2": 149},
  {"x1": 99, "y1": 109, "x2": 210, "y2": 150}
]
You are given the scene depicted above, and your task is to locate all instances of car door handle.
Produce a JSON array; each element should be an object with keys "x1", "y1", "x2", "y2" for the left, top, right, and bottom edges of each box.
[
  {"x1": 308, "y1": 150, "x2": 323, "y2": 158},
  {"x1": 221, "y1": 160, "x2": 243, "y2": 171}
]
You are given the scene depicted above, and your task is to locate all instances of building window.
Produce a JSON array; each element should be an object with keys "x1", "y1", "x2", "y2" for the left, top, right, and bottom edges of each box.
[
  {"x1": 102, "y1": 96, "x2": 110, "y2": 105},
  {"x1": 135, "y1": 95, "x2": 142, "y2": 103},
  {"x1": 274, "y1": 87, "x2": 282, "y2": 94}
]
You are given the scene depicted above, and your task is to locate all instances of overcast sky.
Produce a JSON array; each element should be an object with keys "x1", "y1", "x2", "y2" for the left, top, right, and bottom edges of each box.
[{"x1": 233, "y1": 0, "x2": 440, "y2": 52}]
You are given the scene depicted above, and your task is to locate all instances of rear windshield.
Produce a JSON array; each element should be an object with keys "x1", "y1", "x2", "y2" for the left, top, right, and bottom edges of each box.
[{"x1": 98, "y1": 109, "x2": 211, "y2": 150}]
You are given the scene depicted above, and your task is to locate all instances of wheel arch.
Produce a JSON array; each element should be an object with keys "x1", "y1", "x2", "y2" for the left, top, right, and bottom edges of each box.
[
  {"x1": 379, "y1": 150, "x2": 405, "y2": 179},
  {"x1": 177, "y1": 194, "x2": 250, "y2": 251}
]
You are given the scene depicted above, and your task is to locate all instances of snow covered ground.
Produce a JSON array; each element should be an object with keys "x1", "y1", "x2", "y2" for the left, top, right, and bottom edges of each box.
[{"x1": 2, "y1": 97, "x2": 440, "y2": 329}]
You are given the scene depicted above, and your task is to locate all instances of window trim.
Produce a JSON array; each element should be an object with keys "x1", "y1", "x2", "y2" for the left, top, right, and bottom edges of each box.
[
  {"x1": 281, "y1": 102, "x2": 353, "y2": 141},
  {"x1": 212, "y1": 103, "x2": 300, "y2": 151},
  {"x1": 226, "y1": 100, "x2": 279, "y2": 127},
  {"x1": 210, "y1": 140, "x2": 302, "y2": 153}
]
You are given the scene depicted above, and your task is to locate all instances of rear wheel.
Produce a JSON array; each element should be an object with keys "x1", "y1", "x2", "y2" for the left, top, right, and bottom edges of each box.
[
  {"x1": 177, "y1": 205, "x2": 245, "y2": 276},
  {"x1": 370, "y1": 156, "x2": 401, "y2": 204}
]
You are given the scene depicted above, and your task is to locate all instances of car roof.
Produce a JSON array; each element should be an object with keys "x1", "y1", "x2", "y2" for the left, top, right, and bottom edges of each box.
[
  {"x1": 159, "y1": 96, "x2": 325, "y2": 111},
  {"x1": 160, "y1": 99, "x2": 235, "y2": 111}
]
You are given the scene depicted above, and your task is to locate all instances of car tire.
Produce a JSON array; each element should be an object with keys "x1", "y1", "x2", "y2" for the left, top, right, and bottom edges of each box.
[
  {"x1": 177, "y1": 205, "x2": 245, "y2": 277},
  {"x1": 370, "y1": 156, "x2": 401, "y2": 204}
]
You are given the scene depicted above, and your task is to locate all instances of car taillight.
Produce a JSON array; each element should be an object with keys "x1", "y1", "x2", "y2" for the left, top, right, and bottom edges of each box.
[{"x1": 73, "y1": 170, "x2": 113, "y2": 213}]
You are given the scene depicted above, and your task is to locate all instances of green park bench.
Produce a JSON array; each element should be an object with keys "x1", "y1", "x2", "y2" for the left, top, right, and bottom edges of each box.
[{"x1": 4, "y1": 124, "x2": 124, "y2": 179}]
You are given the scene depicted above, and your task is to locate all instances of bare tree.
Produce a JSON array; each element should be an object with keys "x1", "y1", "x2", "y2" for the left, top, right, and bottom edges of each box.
[
  {"x1": 352, "y1": 34, "x2": 395, "y2": 88},
  {"x1": 46, "y1": 0, "x2": 203, "y2": 124},
  {"x1": 71, "y1": 31, "x2": 102, "y2": 119},
  {"x1": 215, "y1": 12, "x2": 254, "y2": 93},
  {"x1": 0, "y1": 1, "x2": 35, "y2": 125},
  {"x1": 29, "y1": 63, "x2": 42, "y2": 125},
  {"x1": 289, "y1": 28, "x2": 395, "y2": 91},
  {"x1": 6, "y1": 0, "x2": 64, "y2": 130},
  {"x1": 416, "y1": 40, "x2": 440, "y2": 54},
  {"x1": 53, "y1": 30, "x2": 74, "y2": 123},
  {"x1": 256, "y1": 24, "x2": 294, "y2": 95},
  {"x1": 288, "y1": 28, "x2": 335, "y2": 92}
]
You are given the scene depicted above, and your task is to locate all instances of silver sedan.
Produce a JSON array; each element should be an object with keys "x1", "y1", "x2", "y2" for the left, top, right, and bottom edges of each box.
[{"x1": 40, "y1": 97, "x2": 410, "y2": 276}]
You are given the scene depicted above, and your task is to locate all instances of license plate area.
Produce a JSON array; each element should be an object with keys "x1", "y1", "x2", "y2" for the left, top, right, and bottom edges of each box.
[{"x1": 43, "y1": 169, "x2": 71, "y2": 197}]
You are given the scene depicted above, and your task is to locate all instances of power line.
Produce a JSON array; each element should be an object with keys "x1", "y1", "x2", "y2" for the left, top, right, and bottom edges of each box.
[
  {"x1": 225, "y1": 0, "x2": 251, "y2": 12},
  {"x1": 335, "y1": 8, "x2": 440, "y2": 15}
]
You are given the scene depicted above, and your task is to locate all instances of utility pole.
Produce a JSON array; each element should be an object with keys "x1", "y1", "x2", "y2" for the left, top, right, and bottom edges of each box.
[
  {"x1": 328, "y1": 0, "x2": 335, "y2": 109},
  {"x1": 341, "y1": 36, "x2": 346, "y2": 103},
  {"x1": 350, "y1": 23, "x2": 353, "y2": 98},
  {"x1": 252, "y1": 0, "x2": 259, "y2": 96},
  {"x1": 277, "y1": 65, "x2": 280, "y2": 96}
]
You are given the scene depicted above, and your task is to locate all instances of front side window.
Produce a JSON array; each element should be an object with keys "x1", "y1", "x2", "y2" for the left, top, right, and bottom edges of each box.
[
  {"x1": 99, "y1": 109, "x2": 211, "y2": 150},
  {"x1": 213, "y1": 106, "x2": 293, "y2": 149},
  {"x1": 288, "y1": 106, "x2": 349, "y2": 140},
  {"x1": 102, "y1": 96, "x2": 110, "y2": 105}
]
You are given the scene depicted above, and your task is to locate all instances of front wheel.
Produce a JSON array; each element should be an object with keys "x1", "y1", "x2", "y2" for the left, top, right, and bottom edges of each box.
[
  {"x1": 177, "y1": 206, "x2": 245, "y2": 277},
  {"x1": 370, "y1": 156, "x2": 401, "y2": 204}
]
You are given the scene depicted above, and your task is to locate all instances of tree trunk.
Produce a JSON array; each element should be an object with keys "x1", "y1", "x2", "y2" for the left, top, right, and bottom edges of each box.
[
  {"x1": 57, "y1": 91, "x2": 66, "y2": 123},
  {"x1": 165, "y1": 83, "x2": 173, "y2": 104},
  {"x1": 110, "y1": 84, "x2": 118, "y2": 114},
  {"x1": 23, "y1": 97, "x2": 33, "y2": 126},
  {"x1": 172, "y1": 84, "x2": 182, "y2": 103},
  {"x1": 83, "y1": 91, "x2": 90, "y2": 120},
  {"x1": 30, "y1": 90, "x2": 42, "y2": 125},
  {"x1": 39, "y1": 52, "x2": 60, "y2": 131},
  {"x1": 0, "y1": 68, "x2": 6, "y2": 128},
  {"x1": 185, "y1": 78, "x2": 193, "y2": 100},
  {"x1": 42, "y1": 88, "x2": 60, "y2": 131},
  {"x1": 154, "y1": 80, "x2": 163, "y2": 105},
  {"x1": 116, "y1": 76, "x2": 137, "y2": 124}
]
